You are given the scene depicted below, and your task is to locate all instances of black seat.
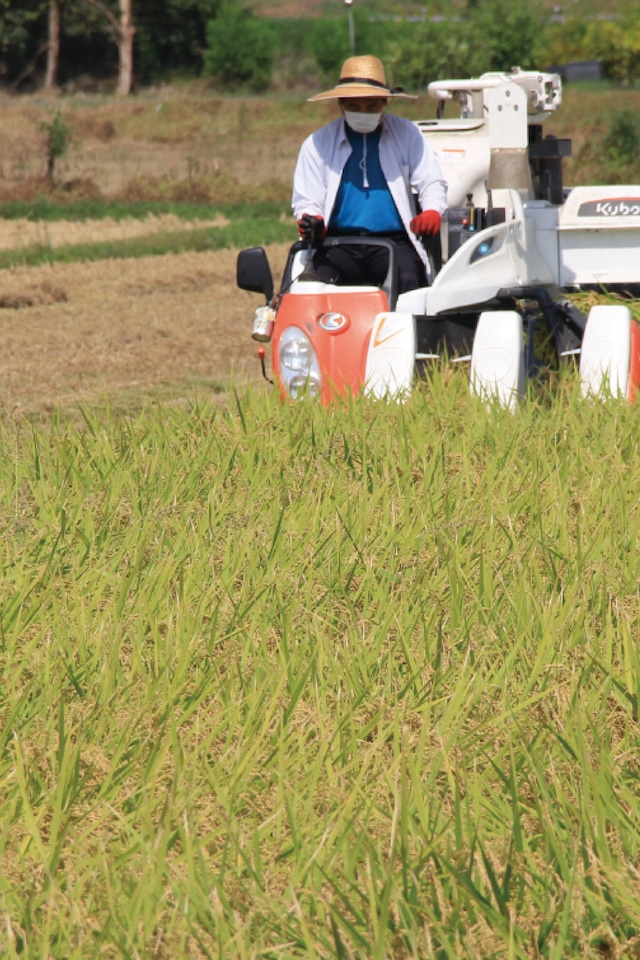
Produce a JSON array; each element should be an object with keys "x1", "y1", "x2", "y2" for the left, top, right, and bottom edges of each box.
[{"x1": 280, "y1": 236, "x2": 399, "y2": 310}]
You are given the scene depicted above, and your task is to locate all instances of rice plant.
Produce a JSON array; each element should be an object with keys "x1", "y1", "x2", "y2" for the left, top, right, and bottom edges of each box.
[{"x1": 1, "y1": 372, "x2": 639, "y2": 958}]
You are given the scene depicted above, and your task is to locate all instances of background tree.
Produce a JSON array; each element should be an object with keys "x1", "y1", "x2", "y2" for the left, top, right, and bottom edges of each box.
[
  {"x1": 117, "y1": 0, "x2": 134, "y2": 95},
  {"x1": 584, "y1": 16, "x2": 640, "y2": 86},
  {"x1": 465, "y1": 0, "x2": 546, "y2": 74},
  {"x1": 203, "y1": 0, "x2": 275, "y2": 92},
  {"x1": 0, "y1": 0, "x2": 49, "y2": 87},
  {"x1": 134, "y1": 0, "x2": 221, "y2": 83},
  {"x1": 0, "y1": 0, "x2": 135, "y2": 92},
  {"x1": 82, "y1": 0, "x2": 135, "y2": 94},
  {"x1": 388, "y1": 19, "x2": 476, "y2": 92},
  {"x1": 1, "y1": 0, "x2": 639, "y2": 95},
  {"x1": 44, "y1": 0, "x2": 60, "y2": 88}
]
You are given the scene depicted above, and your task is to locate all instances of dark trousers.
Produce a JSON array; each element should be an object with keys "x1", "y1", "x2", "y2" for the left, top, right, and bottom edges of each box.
[{"x1": 312, "y1": 235, "x2": 427, "y2": 294}]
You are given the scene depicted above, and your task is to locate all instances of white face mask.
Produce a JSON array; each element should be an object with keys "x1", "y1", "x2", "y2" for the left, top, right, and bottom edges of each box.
[{"x1": 343, "y1": 110, "x2": 383, "y2": 134}]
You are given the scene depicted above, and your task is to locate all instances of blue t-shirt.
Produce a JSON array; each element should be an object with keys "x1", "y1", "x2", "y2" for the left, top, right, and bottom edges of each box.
[{"x1": 328, "y1": 124, "x2": 404, "y2": 234}]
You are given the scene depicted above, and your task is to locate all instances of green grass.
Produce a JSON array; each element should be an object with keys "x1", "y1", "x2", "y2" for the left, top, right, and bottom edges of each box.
[
  {"x1": 0, "y1": 200, "x2": 289, "y2": 223},
  {"x1": 1, "y1": 371, "x2": 640, "y2": 958},
  {"x1": 0, "y1": 203, "x2": 293, "y2": 269}
]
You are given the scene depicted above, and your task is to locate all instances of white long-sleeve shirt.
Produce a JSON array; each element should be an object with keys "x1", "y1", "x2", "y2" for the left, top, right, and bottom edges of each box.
[{"x1": 292, "y1": 113, "x2": 448, "y2": 266}]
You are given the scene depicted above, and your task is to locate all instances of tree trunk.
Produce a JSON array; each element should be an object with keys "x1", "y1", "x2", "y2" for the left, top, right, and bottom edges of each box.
[
  {"x1": 44, "y1": 1, "x2": 61, "y2": 90},
  {"x1": 115, "y1": 0, "x2": 135, "y2": 96},
  {"x1": 82, "y1": 0, "x2": 136, "y2": 96}
]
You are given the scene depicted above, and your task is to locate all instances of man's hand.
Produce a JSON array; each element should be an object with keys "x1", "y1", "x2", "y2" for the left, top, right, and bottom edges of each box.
[
  {"x1": 297, "y1": 214, "x2": 325, "y2": 245},
  {"x1": 410, "y1": 210, "x2": 442, "y2": 238}
]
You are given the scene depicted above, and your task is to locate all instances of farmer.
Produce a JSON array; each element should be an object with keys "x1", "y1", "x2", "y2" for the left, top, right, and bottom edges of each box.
[{"x1": 292, "y1": 55, "x2": 448, "y2": 294}]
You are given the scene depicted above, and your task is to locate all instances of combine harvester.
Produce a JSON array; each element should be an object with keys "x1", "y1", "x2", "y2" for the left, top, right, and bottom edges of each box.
[{"x1": 237, "y1": 68, "x2": 640, "y2": 408}]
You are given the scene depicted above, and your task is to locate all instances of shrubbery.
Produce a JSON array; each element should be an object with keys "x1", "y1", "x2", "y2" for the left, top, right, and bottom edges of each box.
[
  {"x1": 202, "y1": 0, "x2": 639, "y2": 94},
  {"x1": 365, "y1": 0, "x2": 545, "y2": 93},
  {"x1": 575, "y1": 109, "x2": 640, "y2": 184},
  {"x1": 41, "y1": 111, "x2": 71, "y2": 183},
  {"x1": 203, "y1": 1, "x2": 275, "y2": 92},
  {"x1": 545, "y1": 12, "x2": 640, "y2": 86}
]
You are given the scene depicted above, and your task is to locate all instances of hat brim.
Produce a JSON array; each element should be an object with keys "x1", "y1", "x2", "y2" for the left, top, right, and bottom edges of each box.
[{"x1": 308, "y1": 83, "x2": 416, "y2": 102}]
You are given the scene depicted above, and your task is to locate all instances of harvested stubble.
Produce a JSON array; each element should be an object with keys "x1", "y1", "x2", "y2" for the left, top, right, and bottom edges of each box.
[
  {"x1": 0, "y1": 213, "x2": 229, "y2": 251},
  {"x1": 0, "y1": 243, "x2": 289, "y2": 416}
]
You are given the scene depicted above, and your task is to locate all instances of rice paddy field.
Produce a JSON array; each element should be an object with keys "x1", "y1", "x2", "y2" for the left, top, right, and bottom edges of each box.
[
  {"x1": 1, "y1": 368, "x2": 639, "y2": 959},
  {"x1": 1, "y1": 83, "x2": 640, "y2": 959}
]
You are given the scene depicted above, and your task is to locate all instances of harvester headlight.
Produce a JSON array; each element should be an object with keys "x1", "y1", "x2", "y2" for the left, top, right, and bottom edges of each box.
[
  {"x1": 288, "y1": 375, "x2": 320, "y2": 399},
  {"x1": 281, "y1": 337, "x2": 312, "y2": 373},
  {"x1": 278, "y1": 327, "x2": 322, "y2": 399}
]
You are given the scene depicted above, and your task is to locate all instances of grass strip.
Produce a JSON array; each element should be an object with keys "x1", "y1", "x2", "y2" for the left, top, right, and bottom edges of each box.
[
  {"x1": 0, "y1": 198, "x2": 289, "y2": 222},
  {"x1": 0, "y1": 217, "x2": 294, "y2": 269}
]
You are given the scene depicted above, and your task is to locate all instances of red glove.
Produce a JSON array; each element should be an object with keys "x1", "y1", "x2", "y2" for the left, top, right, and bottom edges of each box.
[
  {"x1": 297, "y1": 214, "x2": 326, "y2": 245},
  {"x1": 410, "y1": 210, "x2": 442, "y2": 238}
]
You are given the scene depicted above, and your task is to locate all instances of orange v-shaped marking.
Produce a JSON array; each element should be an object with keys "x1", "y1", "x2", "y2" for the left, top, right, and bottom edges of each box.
[{"x1": 373, "y1": 316, "x2": 402, "y2": 348}]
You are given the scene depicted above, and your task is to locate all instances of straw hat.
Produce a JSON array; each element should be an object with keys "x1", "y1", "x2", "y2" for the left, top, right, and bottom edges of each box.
[{"x1": 308, "y1": 55, "x2": 416, "y2": 101}]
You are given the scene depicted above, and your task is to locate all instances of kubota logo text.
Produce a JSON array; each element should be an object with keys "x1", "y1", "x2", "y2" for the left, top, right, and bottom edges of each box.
[{"x1": 578, "y1": 198, "x2": 640, "y2": 217}]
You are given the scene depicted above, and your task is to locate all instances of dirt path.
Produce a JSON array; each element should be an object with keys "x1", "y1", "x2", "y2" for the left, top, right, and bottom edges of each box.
[{"x1": 0, "y1": 243, "x2": 288, "y2": 417}]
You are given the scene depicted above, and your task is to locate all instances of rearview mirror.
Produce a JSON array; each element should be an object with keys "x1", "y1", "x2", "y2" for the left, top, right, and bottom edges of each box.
[{"x1": 237, "y1": 247, "x2": 274, "y2": 302}]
